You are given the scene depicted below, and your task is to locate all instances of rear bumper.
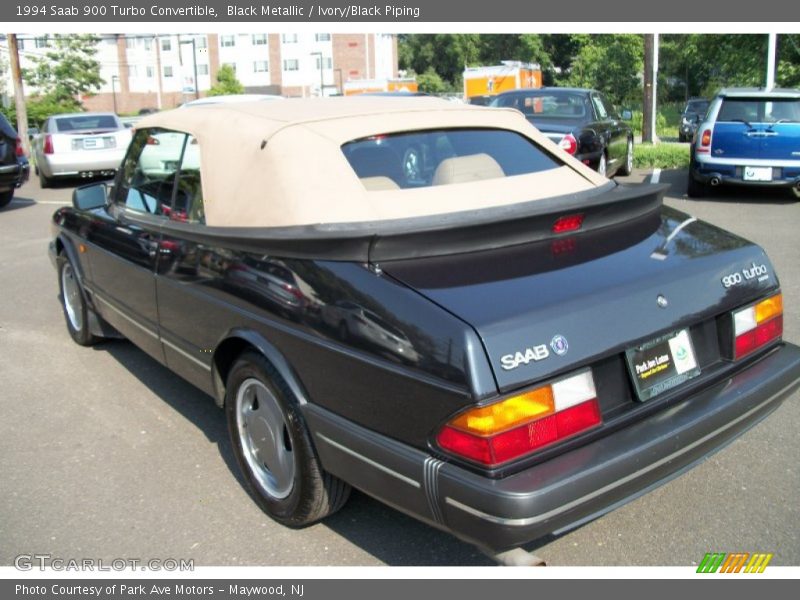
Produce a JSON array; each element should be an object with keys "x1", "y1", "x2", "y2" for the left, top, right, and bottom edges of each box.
[
  {"x1": 304, "y1": 343, "x2": 800, "y2": 552},
  {"x1": 39, "y1": 150, "x2": 125, "y2": 177},
  {"x1": 0, "y1": 160, "x2": 30, "y2": 190},
  {"x1": 692, "y1": 155, "x2": 800, "y2": 188}
]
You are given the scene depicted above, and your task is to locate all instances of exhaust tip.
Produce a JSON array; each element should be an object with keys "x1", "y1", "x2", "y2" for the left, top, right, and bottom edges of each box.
[{"x1": 709, "y1": 177, "x2": 721, "y2": 186}]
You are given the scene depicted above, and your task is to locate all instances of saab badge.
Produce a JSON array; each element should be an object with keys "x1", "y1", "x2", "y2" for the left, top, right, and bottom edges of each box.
[{"x1": 550, "y1": 334, "x2": 569, "y2": 356}]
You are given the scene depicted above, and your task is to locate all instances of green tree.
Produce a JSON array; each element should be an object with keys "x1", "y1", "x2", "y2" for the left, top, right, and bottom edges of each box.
[
  {"x1": 566, "y1": 35, "x2": 644, "y2": 106},
  {"x1": 416, "y1": 68, "x2": 448, "y2": 94},
  {"x1": 207, "y1": 64, "x2": 245, "y2": 96},
  {"x1": 24, "y1": 34, "x2": 104, "y2": 110}
]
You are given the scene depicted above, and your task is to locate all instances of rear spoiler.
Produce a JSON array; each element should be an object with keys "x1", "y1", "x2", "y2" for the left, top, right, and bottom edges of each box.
[{"x1": 133, "y1": 182, "x2": 668, "y2": 262}]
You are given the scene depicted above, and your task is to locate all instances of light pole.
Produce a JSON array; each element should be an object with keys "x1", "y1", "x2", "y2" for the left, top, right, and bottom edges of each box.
[
  {"x1": 310, "y1": 51, "x2": 324, "y2": 97},
  {"x1": 180, "y1": 37, "x2": 200, "y2": 100},
  {"x1": 111, "y1": 75, "x2": 119, "y2": 114}
]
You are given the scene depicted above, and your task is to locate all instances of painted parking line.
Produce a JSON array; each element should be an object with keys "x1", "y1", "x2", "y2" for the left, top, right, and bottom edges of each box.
[
  {"x1": 11, "y1": 199, "x2": 70, "y2": 205},
  {"x1": 651, "y1": 168, "x2": 662, "y2": 184}
]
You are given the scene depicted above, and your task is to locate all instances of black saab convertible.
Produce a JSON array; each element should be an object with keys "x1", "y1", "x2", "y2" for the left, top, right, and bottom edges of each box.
[{"x1": 50, "y1": 97, "x2": 800, "y2": 564}]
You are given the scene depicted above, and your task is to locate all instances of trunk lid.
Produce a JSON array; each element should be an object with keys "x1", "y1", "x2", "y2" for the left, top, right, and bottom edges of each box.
[{"x1": 384, "y1": 205, "x2": 778, "y2": 392}]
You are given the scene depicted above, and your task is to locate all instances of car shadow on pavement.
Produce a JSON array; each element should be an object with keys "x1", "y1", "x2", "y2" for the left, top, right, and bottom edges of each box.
[
  {"x1": 92, "y1": 338, "x2": 497, "y2": 566},
  {"x1": 3, "y1": 191, "x2": 39, "y2": 213}
]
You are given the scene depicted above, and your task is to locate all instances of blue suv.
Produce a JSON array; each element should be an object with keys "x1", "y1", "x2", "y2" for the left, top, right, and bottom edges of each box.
[{"x1": 688, "y1": 87, "x2": 800, "y2": 198}]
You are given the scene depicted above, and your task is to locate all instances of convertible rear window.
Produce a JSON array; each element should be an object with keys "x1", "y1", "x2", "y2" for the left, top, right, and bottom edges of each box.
[
  {"x1": 717, "y1": 98, "x2": 800, "y2": 124},
  {"x1": 55, "y1": 115, "x2": 119, "y2": 131},
  {"x1": 342, "y1": 128, "x2": 561, "y2": 191}
]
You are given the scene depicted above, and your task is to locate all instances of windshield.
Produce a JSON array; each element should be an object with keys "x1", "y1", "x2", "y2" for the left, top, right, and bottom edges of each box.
[
  {"x1": 342, "y1": 128, "x2": 561, "y2": 191},
  {"x1": 55, "y1": 115, "x2": 120, "y2": 132},
  {"x1": 491, "y1": 92, "x2": 590, "y2": 120},
  {"x1": 717, "y1": 98, "x2": 800, "y2": 124},
  {"x1": 685, "y1": 100, "x2": 709, "y2": 115}
]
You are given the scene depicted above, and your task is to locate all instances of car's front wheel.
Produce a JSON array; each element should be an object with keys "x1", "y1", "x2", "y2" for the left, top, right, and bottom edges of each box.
[
  {"x1": 0, "y1": 189, "x2": 13, "y2": 209},
  {"x1": 57, "y1": 253, "x2": 99, "y2": 346},
  {"x1": 225, "y1": 352, "x2": 351, "y2": 527}
]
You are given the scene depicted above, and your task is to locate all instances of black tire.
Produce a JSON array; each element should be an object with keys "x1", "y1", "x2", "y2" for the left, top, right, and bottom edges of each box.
[
  {"x1": 0, "y1": 189, "x2": 13, "y2": 209},
  {"x1": 57, "y1": 253, "x2": 100, "y2": 346},
  {"x1": 618, "y1": 138, "x2": 634, "y2": 176},
  {"x1": 39, "y1": 168, "x2": 52, "y2": 189},
  {"x1": 678, "y1": 132, "x2": 686, "y2": 143},
  {"x1": 225, "y1": 351, "x2": 351, "y2": 527}
]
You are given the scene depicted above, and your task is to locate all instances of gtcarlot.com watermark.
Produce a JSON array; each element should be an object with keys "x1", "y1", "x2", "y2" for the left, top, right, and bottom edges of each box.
[{"x1": 14, "y1": 554, "x2": 194, "y2": 572}]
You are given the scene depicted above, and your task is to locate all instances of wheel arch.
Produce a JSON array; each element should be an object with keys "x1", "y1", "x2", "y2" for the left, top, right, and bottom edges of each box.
[
  {"x1": 211, "y1": 328, "x2": 311, "y2": 409},
  {"x1": 55, "y1": 233, "x2": 84, "y2": 282}
]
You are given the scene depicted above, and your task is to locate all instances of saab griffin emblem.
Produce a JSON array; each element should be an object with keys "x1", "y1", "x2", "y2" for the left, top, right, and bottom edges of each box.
[{"x1": 550, "y1": 335, "x2": 569, "y2": 356}]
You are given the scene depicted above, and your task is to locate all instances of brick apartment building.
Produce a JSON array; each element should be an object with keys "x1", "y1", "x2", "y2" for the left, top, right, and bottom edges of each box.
[{"x1": 4, "y1": 33, "x2": 399, "y2": 114}]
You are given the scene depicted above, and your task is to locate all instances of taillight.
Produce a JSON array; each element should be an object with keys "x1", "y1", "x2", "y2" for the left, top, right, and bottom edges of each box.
[
  {"x1": 558, "y1": 133, "x2": 578, "y2": 155},
  {"x1": 697, "y1": 128, "x2": 712, "y2": 153},
  {"x1": 437, "y1": 369, "x2": 602, "y2": 466},
  {"x1": 552, "y1": 213, "x2": 584, "y2": 234},
  {"x1": 15, "y1": 136, "x2": 24, "y2": 157},
  {"x1": 43, "y1": 134, "x2": 54, "y2": 155},
  {"x1": 732, "y1": 293, "x2": 783, "y2": 359}
]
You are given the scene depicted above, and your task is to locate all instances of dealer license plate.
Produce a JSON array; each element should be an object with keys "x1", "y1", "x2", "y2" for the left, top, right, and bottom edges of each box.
[
  {"x1": 743, "y1": 166, "x2": 772, "y2": 181},
  {"x1": 625, "y1": 329, "x2": 701, "y2": 401}
]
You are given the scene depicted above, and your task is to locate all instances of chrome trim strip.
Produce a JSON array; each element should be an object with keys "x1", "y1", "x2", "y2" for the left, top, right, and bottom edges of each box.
[
  {"x1": 317, "y1": 434, "x2": 420, "y2": 489},
  {"x1": 423, "y1": 457, "x2": 445, "y2": 523},
  {"x1": 444, "y1": 384, "x2": 791, "y2": 527},
  {"x1": 95, "y1": 295, "x2": 158, "y2": 340},
  {"x1": 162, "y1": 337, "x2": 212, "y2": 371},
  {"x1": 696, "y1": 156, "x2": 800, "y2": 168}
]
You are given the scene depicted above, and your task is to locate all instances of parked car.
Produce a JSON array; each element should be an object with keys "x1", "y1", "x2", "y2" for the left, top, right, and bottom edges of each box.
[
  {"x1": 49, "y1": 98, "x2": 800, "y2": 564},
  {"x1": 678, "y1": 97, "x2": 710, "y2": 143},
  {"x1": 688, "y1": 88, "x2": 800, "y2": 198},
  {"x1": 490, "y1": 87, "x2": 634, "y2": 178},
  {"x1": 0, "y1": 113, "x2": 30, "y2": 209},
  {"x1": 32, "y1": 112, "x2": 131, "y2": 188}
]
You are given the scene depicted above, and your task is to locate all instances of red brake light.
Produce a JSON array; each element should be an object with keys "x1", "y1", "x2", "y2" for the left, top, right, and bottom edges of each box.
[
  {"x1": 437, "y1": 370, "x2": 601, "y2": 466},
  {"x1": 552, "y1": 213, "x2": 584, "y2": 234},
  {"x1": 697, "y1": 129, "x2": 712, "y2": 153},
  {"x1": 558, "y1": 133, "x2": 578, "y2": 155},
  {"x1": 732, "y1": 294, "x2": 783, "y2": 359},
  {"x1": 43, "y1": 134, "x2": 54, "y2": 155},
  {"x1": 15, "y1": 136, "x2": 24, "y2": 157}
]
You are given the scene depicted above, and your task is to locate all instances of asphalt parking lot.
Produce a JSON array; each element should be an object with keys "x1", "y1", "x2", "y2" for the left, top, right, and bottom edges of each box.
[{"x1": 1, "y1": 171, "x2": 798, "y2": 567}]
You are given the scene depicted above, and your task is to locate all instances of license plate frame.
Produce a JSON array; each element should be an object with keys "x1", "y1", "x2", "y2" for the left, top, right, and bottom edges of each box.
[
  {"x1": 743, "y1": 166, "x2": 772, "y2": 182},
  {"x1": 625, "y1": 329, "x2": 701, "y2": 402}
]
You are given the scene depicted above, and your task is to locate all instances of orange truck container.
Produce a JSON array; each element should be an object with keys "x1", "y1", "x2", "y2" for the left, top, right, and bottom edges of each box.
[
  {"x1": 463, "y1": 61, "x2": 542, "y2": 103},
  {"x1": 343, "y1": 78, "x2": 419, "y2": 96}
]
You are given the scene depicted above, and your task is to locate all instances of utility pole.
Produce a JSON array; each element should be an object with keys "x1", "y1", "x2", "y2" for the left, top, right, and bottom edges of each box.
[
  {"x1": 7, "y1": 34, "x2": 30, "y2": 156},
  {"x1": 642, "y1": 34, "x2": 659, "y2": 144},
  {"x1": 766, "y1": 33, "x2": 776, "y2": 89}
]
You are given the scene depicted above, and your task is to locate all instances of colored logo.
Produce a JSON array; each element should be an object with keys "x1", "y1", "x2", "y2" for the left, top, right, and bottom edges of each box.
[
  {"x1": 696, "y1": 552, "x2": 773, "y2": 573},
  {"x1": 550, "y1": 335, "x2": 569, "y2": 356},
  {"x1": 675, "y1": 346, "x2": 688, "y2": 361}
]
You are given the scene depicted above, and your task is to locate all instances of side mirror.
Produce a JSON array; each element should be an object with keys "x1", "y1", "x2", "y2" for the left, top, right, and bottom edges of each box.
[
  {"x1": 72, "y1": 182, "x2": 108, "y2": 211},
  {"x1": 621, "y1": 109, "x2": 633, "y2": 121}
]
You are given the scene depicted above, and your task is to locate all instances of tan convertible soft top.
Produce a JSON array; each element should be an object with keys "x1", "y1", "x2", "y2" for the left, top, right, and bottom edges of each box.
[{"x1": 137, "y1": 97, "x2": 607, "y2": 227}]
